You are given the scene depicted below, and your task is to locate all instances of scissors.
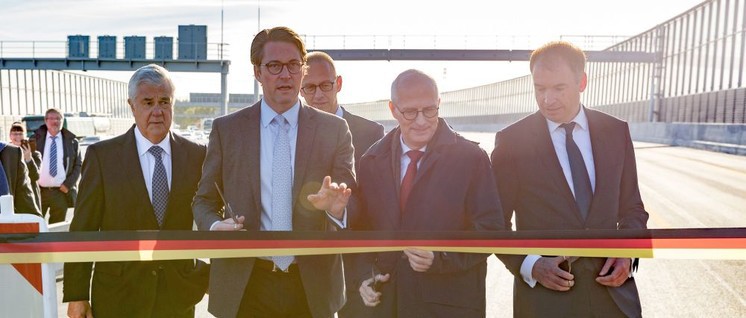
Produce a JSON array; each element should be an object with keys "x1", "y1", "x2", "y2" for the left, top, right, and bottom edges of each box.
[{"x1": 214, "y1": 182, "x2": 239, "y2": 225}]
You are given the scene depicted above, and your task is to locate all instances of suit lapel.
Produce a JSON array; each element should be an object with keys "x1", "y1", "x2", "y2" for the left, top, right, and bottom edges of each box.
[
  {"x1": 242, "y1": 104, "x2": 263, "y2": 215},
  {"x1": 292, "y1": 105, "x2": 315, "y2": 208},
  {"x1": 530, "y1": 113, "x2": 585, "y2": 224},
  {"x1": 120, "y1": 128, "x2": 159, "y2": 227},
  {"x1": 165, "y1": 134, "x2": 186, "y2": 227},
  {"x1": 586, "y1": 109, "x2": 612, "y2": 223}
]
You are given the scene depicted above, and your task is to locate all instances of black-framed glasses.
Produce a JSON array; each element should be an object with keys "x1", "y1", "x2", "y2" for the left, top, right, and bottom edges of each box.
[
  {"x1": 301, "y1": 80, "x2": 335, "y2": 94},
  {"x1": 259, "y1": 61, "x2": 303, "y2": 75},
  {"x1": 396, "y1": 106, "x2": 439, "y2": 121}
]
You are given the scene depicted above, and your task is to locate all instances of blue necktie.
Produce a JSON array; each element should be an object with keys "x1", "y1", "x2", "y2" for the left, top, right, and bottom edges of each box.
[
  {"x1": 49, "y1": 136, "x2": 58, "y2": 177},
  {"x1": 561, "y1": 122, "x2": 593, "y2": 219},
  {"x1": 271, "y1": 115, "x2": 293, "y2": 271},
  {"x1": 149, "y1": 146, "x2": 169, "y2": 227}
]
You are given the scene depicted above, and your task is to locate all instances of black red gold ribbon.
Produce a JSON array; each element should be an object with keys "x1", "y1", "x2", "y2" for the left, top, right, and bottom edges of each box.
[{"x1": 0, "y1": 228, "x2": 744, "y2": 264}]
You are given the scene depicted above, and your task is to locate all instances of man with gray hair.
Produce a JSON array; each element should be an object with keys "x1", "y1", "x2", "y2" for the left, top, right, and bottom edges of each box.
[
  {"x1": 64, "y1": 64, "x2": 209, "y2": 318},
  {"x1": 351, "y1": 69, "x2": 503, "y2": 317}
]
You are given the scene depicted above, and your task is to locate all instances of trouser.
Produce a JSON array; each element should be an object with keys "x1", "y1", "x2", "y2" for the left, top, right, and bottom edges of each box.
[
  {"x1": 237, "y1": 259, "x2": 312, "y2": 318},
  {"x1": 40, "y1": 187, "x2": 67, "y2": 224}
]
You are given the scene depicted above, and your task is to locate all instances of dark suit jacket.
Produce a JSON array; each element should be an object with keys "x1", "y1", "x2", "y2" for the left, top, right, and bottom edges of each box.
[
  {"x1": 25, "y1": 150, "x2": 42, "y2": 210},
  {"x1": 33, "y1": 125, "x2": 82, "y2": 205},
  {"x1": 0, "y1": 144, "x2": 41, "y2": 216},
  {"x1": 192, "y1": 101, "x2": 356, "y2": 318},
  {"x1": 63, "y1": 126, "x2": 209, "y2": 318},
  {"x1": 341, "y1": 107, "x2": 384, "y2": 174},
  {"x1": 491, "y1": 109, "x2": 649, "y2": 318},
  {"x1": 352, "y1": 119, "x2": 503, "y2": 318}
]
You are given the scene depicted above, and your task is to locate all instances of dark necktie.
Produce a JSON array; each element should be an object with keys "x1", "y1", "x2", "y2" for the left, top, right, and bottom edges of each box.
[
  {"x1": 148, "y1": 146, "x2": 169, "y2": 227},
  {"x1": 271, "y1": 115, "x2": 293, "y2": 271},
  {"x1": 561, "y1": 122, "x2": 592, "y2": 219},
  {"x1": 49, "y1": 136, "x2": 58, "y2": 177},
  {"x1": 400, "y1": 150, "x2": 424, "y2": 211}
]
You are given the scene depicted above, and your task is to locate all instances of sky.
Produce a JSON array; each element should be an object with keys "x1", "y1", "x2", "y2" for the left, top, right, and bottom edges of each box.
[{"x1": 0, "y1": 0, "x2": 705, "y2": 104}]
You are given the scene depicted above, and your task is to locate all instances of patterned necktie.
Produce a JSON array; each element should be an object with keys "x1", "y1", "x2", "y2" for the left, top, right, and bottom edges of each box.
[
  {"x1": 49, "y1": 136, "x2": 58, "y2": 177},
  {"x1": 148, "y1": 146, "x2": 169, "y2": 227},
  {"x1": 271, "y1": 115, "x2": 293, "y2": 271},
  {"x1": 561, "y1": 122, "x2": 593, "y2": 219},
  {"x1": 400, "y1": 150, "x2": 424, "y2": 212}
]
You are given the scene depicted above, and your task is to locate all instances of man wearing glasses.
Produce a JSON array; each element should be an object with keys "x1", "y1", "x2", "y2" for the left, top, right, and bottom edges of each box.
[
  {"x1": 300, "y1": 51, "x2": 384, "y2": 175},
  {"x1": 300, "y1": 51, "x2": 384, "y2": 318},
  {"x1": 193, "y1": 26, "x2": 355, "y2": 318},
  {"x1": 352, "y1": 69, "x2": 503, "y2": 317}
]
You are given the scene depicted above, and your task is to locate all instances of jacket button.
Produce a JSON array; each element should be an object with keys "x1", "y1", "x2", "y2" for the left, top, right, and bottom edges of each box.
[
  {"x1": 151, "y1": 270, "x2": 157, "y2": 276},
  {"x1": 158, "y1": 265, "x2": 165, "y2": 270}
]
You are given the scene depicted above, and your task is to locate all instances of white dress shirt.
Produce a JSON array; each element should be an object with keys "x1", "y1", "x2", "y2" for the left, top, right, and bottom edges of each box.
[
  {"x1": 38, "y1": 132, "x2": 67, "y2": 187},
  {"x1": 134, "y1": 128, "x2": 172, "y2": 201},
  {"x1": 520, "y1": 106, "x2": 596, "y2": 287},
  {"x1": 399, "y1": 137, "x2": 427, "y2": 182}
]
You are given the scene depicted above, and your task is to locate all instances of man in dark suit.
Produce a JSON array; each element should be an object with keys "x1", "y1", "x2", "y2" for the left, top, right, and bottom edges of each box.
[
  {"x1": 353, "y1": 69, "x2": 503, "y2": 318},
  {"x1": 8, "y1": 122, "x2": 42, "y2": 211},
  {"x1": 64, "y1": 64, "x2": 208, "y2": 318},
  {"x1": 491, "y1": 41, "x2": 649, "y2": 318},
  {"x1": 33, "y1": 108, "x2": 82, "y2": 224},
  {"x1": 300, "y1": 51, "x2": 384, "y2": 173},
  {"x1": 192, "y1": 26, "x2": 355, "y2": 318},
  {"x1": 300, "y1": 51, "x2": 384, "y2": 318},
  {"x1": 0, "y1": 140, "x2": 40, "y2": 216}
]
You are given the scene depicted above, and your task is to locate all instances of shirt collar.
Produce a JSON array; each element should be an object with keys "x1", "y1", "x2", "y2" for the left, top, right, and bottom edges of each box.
[
  {"x1": 134, "y1": 127, "x2": 171, "y2": 157},
  {"x1": 261, "y1": 99, "x2": 300, "y2": 129},
  {"x1": 546, "y1": 105, "x2": 589, "y2": 133},
  {"x1": 399, "y1": 135, "x2": 427, "y2": 156},
  {"x1": 334, "y1": 105, "x2": 344, "y2": 118}
]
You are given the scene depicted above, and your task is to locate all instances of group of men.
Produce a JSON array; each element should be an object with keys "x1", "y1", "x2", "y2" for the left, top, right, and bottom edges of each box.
[
  {"x1": 1, "y1": 108, "x2": 82, "y2": 222},
  {"x1": 59, "y1": 25, "x2": 648, "y2": 318}
]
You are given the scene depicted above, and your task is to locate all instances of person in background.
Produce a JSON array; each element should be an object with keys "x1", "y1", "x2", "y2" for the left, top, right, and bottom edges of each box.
[
  {"x1": 300, "y1": 51, "x2": 385, "y2": 318},
  {"x1": 33, "y1": 108, "x2": 81, "y2": 224},
  {"x1": 9, "y1": 122, "x2": 41, "y2": 209}
]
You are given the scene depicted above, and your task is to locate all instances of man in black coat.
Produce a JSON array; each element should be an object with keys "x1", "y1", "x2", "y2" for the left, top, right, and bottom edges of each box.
[{"x1": 33, "y1": 108, "x2": 81, "y2": 224}]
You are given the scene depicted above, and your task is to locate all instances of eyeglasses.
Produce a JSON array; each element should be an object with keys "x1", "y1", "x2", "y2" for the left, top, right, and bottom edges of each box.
[
  {"x1": 301, "y1": 80, "x2": 335, "y2": 94},
  {"x1": 396, "y1": 106, "x2": 439, "y2": 121},
  {"x1": 259, "y1": 61, "x2": 303, "y2": 75}
]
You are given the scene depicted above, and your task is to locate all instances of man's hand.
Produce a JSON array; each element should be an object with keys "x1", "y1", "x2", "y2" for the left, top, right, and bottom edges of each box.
[
  {"x1": 307, "y1": 176, "x2": 351, "y2": 219},
  {"x1": 359, "y1": 273, "x2": 390, "y2": 307},
  {"x1": 403, "y1": 248, "x2": 434, "y2": 272},
  {"x1": 532, "y1": 256, "x2": 575, "y2": 291},
  {"x1": 595, "y1": 257, "x2": 631, "y2": 287},
  {"x1": 60, "y1": 184, "x2": 69, "y2": 194},
  {"x1": 211, "y1": 215, "x2": 245, "y2": 231},
  {"x1": 67, "y1": 300, "x2": 93, "y2": 318}
]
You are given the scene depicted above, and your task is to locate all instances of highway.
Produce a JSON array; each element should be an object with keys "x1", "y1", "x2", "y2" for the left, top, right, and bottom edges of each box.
[{"x1": 55, "y1": 132, "x2": 746, "y2": 317}]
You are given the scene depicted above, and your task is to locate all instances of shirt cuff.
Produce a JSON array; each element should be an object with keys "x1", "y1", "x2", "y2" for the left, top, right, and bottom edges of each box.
[
  {"x1": 520, "y1": 254, "x2": 541, "y2": 288},
  {"x1": 326, "y1": 208, "x2": 347, "y2": 229},
  {"x1": 209, "y1": 220, "x2": 221, "y2": 231}
]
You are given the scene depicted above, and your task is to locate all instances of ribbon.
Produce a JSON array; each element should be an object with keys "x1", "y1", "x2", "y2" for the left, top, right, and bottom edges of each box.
[{"x1": 0, "y1": 228, "x2": 744, "y2": 264}]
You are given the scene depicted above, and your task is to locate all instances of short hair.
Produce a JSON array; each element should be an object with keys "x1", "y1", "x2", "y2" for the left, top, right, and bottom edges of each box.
[
  {"x1": 128, "y1": 64, "x2": 174, "y2": 100},
  {"x1": 45, "y1": 108, "x2": 64, "y2": 119},
  {"x1": 390, "y1": 69, "x2": 439, "y2": 103},
  {"x1": 530, "y1": 41, "x2": 586, "y2": 78},
  {"x1": 250, "y1": 26, "x2": 307, "y2": 66},
  {"x1": 10, "y1": 122, "x2": 24, "y2": 133},
  {"x1": 305, "y1": 51, "x2": 336, "y2": 76}
]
